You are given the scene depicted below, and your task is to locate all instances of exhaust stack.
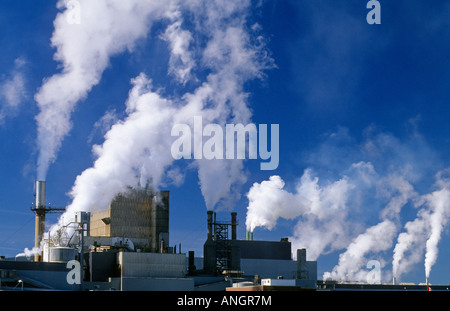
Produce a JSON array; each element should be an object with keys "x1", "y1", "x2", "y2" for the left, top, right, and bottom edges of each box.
[
  {"x1": 231, "y1": 212, "x2": 237, "y2": 240},
  {"x1": 207, "y1": 211, "x2": 213, "y2": 240},
  {"x1": 34, "y1": 180, "x2": 46, "y2": 262}
]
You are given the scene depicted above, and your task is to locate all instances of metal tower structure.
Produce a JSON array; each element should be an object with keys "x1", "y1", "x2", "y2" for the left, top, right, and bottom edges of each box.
[
  {"x1": 30, "y1": 180, "x2": 65, "y2": 261},
  {"x1": 213, "y1": 216, "x2": 230, "y2": 272}
]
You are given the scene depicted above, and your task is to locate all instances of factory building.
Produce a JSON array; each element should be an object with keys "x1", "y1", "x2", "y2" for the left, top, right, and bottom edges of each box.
[
  {"x1": 0, "y1": 184, "x2": 318, "y2": 291},
  {"x1": 88, "y1": 188, "x2": 170, "y2": 252},
  {"x1": 199, "y1": 211, "x2": 317, "y2": 290},
  {"x1": 83, "y1": 188, "x2": 190, "y2": 290},
  {"x1": 2, "y1": 182, "x2": 446, "y2": 291}
]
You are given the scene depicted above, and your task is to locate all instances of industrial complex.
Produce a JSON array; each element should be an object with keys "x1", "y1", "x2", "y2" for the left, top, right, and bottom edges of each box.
[
  {"x1": 0, "y1": 181, "x2": 317, "y2": 291},
  {"x1": 0, "y1": 181, "x2": 448, "y2": 292}
]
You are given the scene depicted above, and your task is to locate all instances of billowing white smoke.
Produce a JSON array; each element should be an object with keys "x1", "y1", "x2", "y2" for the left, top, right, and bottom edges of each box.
[
  {"x1": 323, "y1": 220, "x2": 398, "y2": 282},
  {"x1": 324, "y1": 174, "x2": 417, "y2": 282},
  {"x1": 245, "y1": 129, "x2": 450, "y2": 282},
  {"x1": 246, "y1": 175, "x2": 307, "y2": 232},
  {"x1": 392, "y1": 209, "x2": 430, "y2": 280},
  {"x1": 36, "y1": 0, "x2": 273, "y2": 237},
  {"x1": 57, "y1": 74, "x2": 177, "y2": 230},
  {"x1": 34, "y1": 0, "x2": 176, "y2": 180},
  {"x1": 246, "y1": 162, "x2": 376, "y2": 260},
  {"x1": 15, "y1": 246, "x2": 41, "y2": 259},
  {"x1": 422, "y1": 172, "x2": 450, "y2": 279},
  {"x1": 391, "y1": 171, "x2": 450, "y2": 281}
]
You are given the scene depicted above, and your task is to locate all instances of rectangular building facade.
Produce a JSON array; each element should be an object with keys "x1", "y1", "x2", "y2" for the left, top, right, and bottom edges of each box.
[{"x1": 89, "y1": 188, "x2": 169, "y2": 252}]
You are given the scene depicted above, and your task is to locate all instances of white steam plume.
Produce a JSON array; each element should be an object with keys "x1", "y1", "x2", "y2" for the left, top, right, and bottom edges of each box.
[
  {"x1": 15, "y1": 246, "x2": 41, "y2": 259},
  {"x1": 392, "y1": 171, "x2": 450, "y2": 281},
  {"x1": 245, "y1": 128, "x2": 449, "y2": 282},
  {"x1": 34, "y1": 0, "x2": 177, "y2": 180},
  {"x1": 423, "y1": 172, "x2": 450, "y2": 280},
  {"x1": 42, "y1": 0, "x2": 273, "y2": 238},
  {"x1": 246, "y1": 162, "x2": 376, "y2": 260},
  {"x1": 392, "y1": 209, "x2": 429, "y2": 280},
  {"x1": 324, "y1": 174, "x2": 417, "y2": 282},
  {"x1": 323, "y1": 220, "x2": 397, "y2": 282},
  {"x1": 245, "y1": 175, "x2": 308, "y2": 232}
]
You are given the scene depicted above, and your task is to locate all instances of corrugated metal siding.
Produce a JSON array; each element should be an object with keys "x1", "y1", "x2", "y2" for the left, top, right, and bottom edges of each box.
[{"x1": 119, "y1": 252, "x2": 186, "y2": 278}]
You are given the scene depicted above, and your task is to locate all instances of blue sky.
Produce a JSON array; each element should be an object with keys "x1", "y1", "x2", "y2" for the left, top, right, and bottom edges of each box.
[{"x1": 0, "y1": 1, "x2": 449, "y2": 284}]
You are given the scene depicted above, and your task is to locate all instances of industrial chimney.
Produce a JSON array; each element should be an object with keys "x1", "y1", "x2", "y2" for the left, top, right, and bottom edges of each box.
[
  {"x1": 34, "y1": 180, "x2": 46, "y2": 262},
  {"x1": 231, "y1": 212, "x2": 237, "y2": 240},
  {"x1": 207, "y1": 211, "x2": 213, "y2": 240}
]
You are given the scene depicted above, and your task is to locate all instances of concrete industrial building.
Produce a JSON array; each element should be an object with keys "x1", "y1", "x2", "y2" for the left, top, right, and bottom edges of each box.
[
  {"x1": 2, "y1": 182, "x2": 448, "y2": 291},
  {"x1": 88, "y1": 188, "x2": 170, "y2": 252},
  {"x1": 200, "y1": 211, "x2": 317, "y2": 289},
  {"x1": 0, "y1": 184, "x2": 318, "y2": 291}
]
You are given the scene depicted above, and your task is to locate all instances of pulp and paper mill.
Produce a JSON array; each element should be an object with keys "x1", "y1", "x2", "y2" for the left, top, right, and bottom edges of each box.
[
  {"x1": 1, "y1": 181, "x2": 447, "y2": 291},
  {"x1": 0, "y1": 180, "x2": 318, "y2": 291}
]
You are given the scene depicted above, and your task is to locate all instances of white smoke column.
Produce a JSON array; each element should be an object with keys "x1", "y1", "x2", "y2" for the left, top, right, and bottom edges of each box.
[
  {"x1": 245, "y1": 162, "x2": 378, "y2": 260},
  {"x1": 44, "y1": 0, "x2": 274, "y2": 237},
  {"x1": 245, "y1": 175, "x2": 307, "y2": 232},
  {"x1": 34, "y1": 0, "x2": 177, "y2": 180},
  {"x1": 423, "y1": 172, "x2": 450, "y2": 280},
  {"x1": 392, "y1": 209, "x2": 430, "y2": 280},
  {"x1": 245, "y1": 169, "x2": 356, "y2": 259},
  {"x1": 392, "y1": 170, "x2": 450, "y2": 282},
  {"x1": 188, "y1": 0, "x2": 274, "y2": 210},
  {"x1": 287, "y1": 169, "x2": 357, "y2": 260},
  {"x1": 51, "y1": 74, "x2": 177, "y2": 232},
  {"x1": 323, "y1": 220, "x2": 397, "y2": 282},
  {"x1": 323, "y1": 174, "x2": 416, "y2": 282}
]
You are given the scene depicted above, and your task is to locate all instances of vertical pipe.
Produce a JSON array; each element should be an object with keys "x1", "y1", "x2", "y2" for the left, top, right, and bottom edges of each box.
[
  {"x1": 35, "y1": 180, "x2": 46, "y2": 208},
  {"x1": 297, "y1": 248, "x2": 308, "y2": 279},
  {"x1": 207, "y1": 211, "x2": 213, "y2": 240},
  {"x1": 34, "y1": 213, "x2": 44, "y2": 261},
  {"x1": 231, "y1": 212, "x2": 237, "y2": 240},
  {"x1": 188, "y1": 251, "x2": 195, "y2": 275},
  {"x1": 80, "y1": 223, "x2": 84, "y2": 291},
  {"x1": 151, "y1": 195, "x2": 157, "y2": 252},
  {"x1": 34, "y1": 180, "x2": 46, "y2": 262}
]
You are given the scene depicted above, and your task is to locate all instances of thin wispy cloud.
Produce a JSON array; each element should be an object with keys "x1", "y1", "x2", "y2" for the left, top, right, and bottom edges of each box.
[{"x1": 0, "y1": 57, "x2": 27, "y2": 123}]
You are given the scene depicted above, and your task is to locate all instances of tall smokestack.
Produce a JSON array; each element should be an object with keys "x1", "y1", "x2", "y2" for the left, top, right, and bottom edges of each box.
[
  {"x1": 34, "y1": 180, "x2": 46, "y2": 262},
  {"x1": 231, "y1": 212, "x2": 237, "y2": 240},
  {"x1": 207, "y1": 211, "x2": 213, "y2": 240},
  {"x1": 35, "y1": 180, "x2": 46, "y2": 208}
]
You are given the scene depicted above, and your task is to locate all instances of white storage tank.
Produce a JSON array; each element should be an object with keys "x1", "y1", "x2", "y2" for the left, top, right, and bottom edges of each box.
[{"x1": 49, "y1": 247, "x2": 77, "y2": 263}]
